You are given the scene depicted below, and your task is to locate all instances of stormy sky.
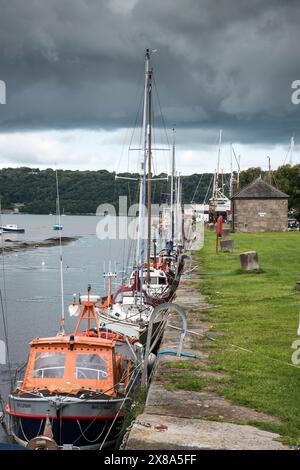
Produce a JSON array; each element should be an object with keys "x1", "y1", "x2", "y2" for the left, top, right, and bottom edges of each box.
[{"x1": 0, "y1": 0, "x2": 300, "y2": 173}]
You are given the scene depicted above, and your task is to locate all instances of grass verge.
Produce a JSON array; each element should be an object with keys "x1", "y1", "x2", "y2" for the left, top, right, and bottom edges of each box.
[{"x1": 196, "y1": 229, "x2": 300, "y2": 445}]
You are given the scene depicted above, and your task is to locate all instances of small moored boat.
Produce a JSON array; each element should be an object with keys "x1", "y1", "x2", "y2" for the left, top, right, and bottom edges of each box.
[{"x1": 0, "y1": 224, "x2": 25, "y2": 233}]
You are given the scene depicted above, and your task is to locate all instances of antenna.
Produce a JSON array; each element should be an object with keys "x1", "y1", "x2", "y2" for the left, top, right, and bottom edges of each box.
[{"x1": 56, "y1": 170, "x2": 65, "y2": 336}]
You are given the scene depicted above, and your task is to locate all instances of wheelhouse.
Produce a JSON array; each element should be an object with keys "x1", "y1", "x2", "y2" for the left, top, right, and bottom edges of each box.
[
  {"x1": 20, "y1": 336, "x2": 118, "y2": 397},
  {"x1": 129, "y1": 268, "x2": 167, "y2": 287}
]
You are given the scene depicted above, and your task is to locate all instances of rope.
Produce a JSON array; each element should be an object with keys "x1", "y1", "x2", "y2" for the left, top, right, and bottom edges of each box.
[
  {"x1": 157, "y1": 350, "x2": 197, "y2": 358},
  {"x1": 76, "y1": 419, "x2": 108, "y2": 443},
  {"x1": 153, "y1": 74, "x2": 170, "y2": 148},
  {"x1": 98, "y1": 366, "x2": 141, "y2": 450},
  {"x1": 70, "y1": 360, "x2": 143, "y2": 447},
  {"x1": 19, "y1": 417, "x2": 44, "y2": 443},
  {"x1": 203, "y1": 175, "x2": 214, "y2": 204},
  {"x1": 191, "y1": 174, "x2": 204, "y2": 204},
  {"x1": 168, "y1": 324, "x2": 300, "y2": 370}
]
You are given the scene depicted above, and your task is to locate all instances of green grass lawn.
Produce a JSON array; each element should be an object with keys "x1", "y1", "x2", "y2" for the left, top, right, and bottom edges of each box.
[{"x1": 196, "y1": 229, "x2": 300, "y2": 444}]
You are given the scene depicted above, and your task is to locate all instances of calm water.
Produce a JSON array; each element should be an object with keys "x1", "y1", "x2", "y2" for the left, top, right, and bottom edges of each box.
[{"x1": 0, "y1": 214, "x2": 135, "y2": 442}]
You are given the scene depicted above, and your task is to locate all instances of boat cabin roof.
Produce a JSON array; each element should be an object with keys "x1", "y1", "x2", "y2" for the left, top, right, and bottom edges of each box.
[{"x1": 30, "y1": 335, "x2": 116, "y2": 348}]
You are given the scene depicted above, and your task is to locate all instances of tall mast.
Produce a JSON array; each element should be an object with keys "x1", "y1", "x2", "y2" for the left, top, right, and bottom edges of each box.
[
  {"x1": 229, "y1": 144, "x2": 233, "y2": 198},
  {"x1": 267, "y1": 156, "x2": 272, "y2": 185},
  {"x1": 136, "y1": 49, "x2": 150, "y2": 269},
  {"x1": 146, "y1": 70, "x2": 153, "y2": 283},
  {"x1": 216, "y1": 129, "x2": 222, "y2": 194},
  {"x1": 175, "y1": 172, "x2": 181, "y2": 242},
  {"x1": 56, "y1": 170, "x2": 65, "y2": 336},
  {"x1": 170, "y1": 128, "x2": 176, "y2": 243},
  {"x1": 211, "y1": 129, "x2": 222, "y2": 222},
  {"x1": 221, "y1": 169, "x2": 224, "y2": 194}
]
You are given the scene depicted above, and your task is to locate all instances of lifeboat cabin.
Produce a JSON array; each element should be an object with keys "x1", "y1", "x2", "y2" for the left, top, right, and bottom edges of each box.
[{"x1": 7, "y1": 289, "x2": 139, "y2": 449}]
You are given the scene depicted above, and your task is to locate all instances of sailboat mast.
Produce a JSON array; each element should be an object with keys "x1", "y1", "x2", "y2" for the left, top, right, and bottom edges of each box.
[
  {"x1": 170, "y1": 128, "x2": 175, "y2": 243},
  {"x1": 146, "y1": 70, "x2": 153, "y2": 283},
  {"x1": 212, "y1": 129, "x2": 222, "y2": 222},
  {"x1": 55, "y1": 170, "x2": 65, "y2": 335},
  {"x1": 136, "y1": 49, "x2": 150, "y2": 268},
  {"x1": 267, "y1": 156, "x2": 272, "y2": 185},
  {"x1": 229, "y1": 144, "x2": 233, "y2": 198},
  {"x1": 176, "y1": 172, "x2": 181, "y2": 242},
  {"x1": 216, "y1": 129, "x2": 222, "y2": 196}
]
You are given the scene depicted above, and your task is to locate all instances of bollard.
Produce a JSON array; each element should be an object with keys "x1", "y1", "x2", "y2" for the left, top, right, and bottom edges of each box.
[
  {"x1": 220, "y1": 239, "x2": 234, "y2": 253},
  {"x1": 222, "y1": 227, "x2": 232, "y2": 240},
  {"x1": 240, "y1": 251, "x2": 260, "y2": 272}
]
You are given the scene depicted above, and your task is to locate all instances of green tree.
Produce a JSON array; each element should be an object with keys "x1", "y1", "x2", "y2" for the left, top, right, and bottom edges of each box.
[{"x1": 239, "y1": 167, "x2": 262, "y2": 188}]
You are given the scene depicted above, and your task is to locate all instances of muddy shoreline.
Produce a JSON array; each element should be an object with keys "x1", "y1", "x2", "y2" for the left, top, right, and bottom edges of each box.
[{"x1": 1, "y1": 236, "x2": 78, "y2": 254}]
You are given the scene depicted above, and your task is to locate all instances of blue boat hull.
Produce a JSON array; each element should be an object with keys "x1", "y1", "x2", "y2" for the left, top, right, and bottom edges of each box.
[{"x1": 0, "y1": 227, "x2": 25, "y2": 233}]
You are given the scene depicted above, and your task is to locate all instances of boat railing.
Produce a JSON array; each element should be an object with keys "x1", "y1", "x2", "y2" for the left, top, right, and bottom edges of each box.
[
  {"x1": 33, "y1": 366, "x2": 65, "y2": 378},
  {"x1": 141, "y1": 302, "x2": 187, "y2": 385},
  {"x1": 75, "y1": 367, "x2": 108, "y2": 380}
]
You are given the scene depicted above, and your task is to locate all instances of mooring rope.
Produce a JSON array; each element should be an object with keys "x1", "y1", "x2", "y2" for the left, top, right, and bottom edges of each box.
[
  {"x1": 168, "y1": 323, "x2": 300, "y2": 370},
  {"x1": 98, "y1": 366, "x2": 141, "y2": 450}
]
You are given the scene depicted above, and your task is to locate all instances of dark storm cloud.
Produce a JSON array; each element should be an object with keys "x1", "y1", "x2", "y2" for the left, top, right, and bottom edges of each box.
[{"x1": 0, "y1": 0, "x2": 299, "y2": 144}]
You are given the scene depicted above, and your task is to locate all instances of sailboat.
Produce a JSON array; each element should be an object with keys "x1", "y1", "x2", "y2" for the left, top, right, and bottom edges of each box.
[
  {"x1": 6, "y1": 286, "x2": 143, "y2": 449},
  {"x1": 53, "y1": 176, "x2": 63, "y2": 230},
  {"x1": 0, "y1": 224, "x2": 25, "y2": 234},
  {"x1": 97, "y1": 50, "x2": 186, "y2": 340},
  {"x1": 209, "y1": 130, "x2": 231, "y2": 222}
]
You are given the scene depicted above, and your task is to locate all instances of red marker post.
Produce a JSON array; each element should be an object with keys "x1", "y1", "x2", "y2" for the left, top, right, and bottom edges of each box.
[{"x1": 216, "y1": 215, "x2": 223, "y2": 254}]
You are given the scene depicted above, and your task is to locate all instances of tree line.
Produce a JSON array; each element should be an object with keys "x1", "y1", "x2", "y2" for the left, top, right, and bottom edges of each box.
[{"x1": 0, "y1": 165, "x2": 298, "y2": 214}]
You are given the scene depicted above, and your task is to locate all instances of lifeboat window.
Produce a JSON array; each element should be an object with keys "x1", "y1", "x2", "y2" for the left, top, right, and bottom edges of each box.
[
  {"x1": 75, "y1": 353, "x2": 108, "y2": 380},
  {"x1": 158, "y1": 277, "x2": 167, "y2": 285},
  {"x1": 32, "y1": 352, "x2": 66, "y2": 378}
]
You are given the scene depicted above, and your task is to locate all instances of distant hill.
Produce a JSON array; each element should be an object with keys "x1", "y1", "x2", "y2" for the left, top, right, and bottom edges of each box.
[
  {"x1": 0, "y1": 167, "x2": 219, "y2": 214},
  {"x1": 0, "y1": 165, "x2": 298, "y2": 214}
]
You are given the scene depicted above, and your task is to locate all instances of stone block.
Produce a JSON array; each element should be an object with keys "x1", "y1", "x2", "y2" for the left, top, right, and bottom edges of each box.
[
  {"x1": 222, "y1": 227, "x2": 232, "y2": 240},
  {"x1": 220, "y1": 239, "x2": 234, "y2": 252},
  {"x1": 240, "y1": 251, "x2": 259, "y2": 272}
]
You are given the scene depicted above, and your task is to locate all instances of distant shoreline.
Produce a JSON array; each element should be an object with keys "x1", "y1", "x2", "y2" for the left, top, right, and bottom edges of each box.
[
  {"x1": 1, "y1": 212, "x2": 97, "y2": 216},
  {"x1": 1, "y1": 236, "x2": 78, "y2": 254}
]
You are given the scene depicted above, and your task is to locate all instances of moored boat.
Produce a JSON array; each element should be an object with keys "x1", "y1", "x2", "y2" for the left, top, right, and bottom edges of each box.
[
  {"x1": 6, "y1": 287, "x2": 143, "y2": 449},
  {"x1": 0, "y1": 224, "x2": 25, "y2": 233}
]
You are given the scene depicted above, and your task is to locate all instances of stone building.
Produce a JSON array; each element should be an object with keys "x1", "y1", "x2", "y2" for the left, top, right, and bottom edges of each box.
[{"x1": 231, "y1": 178, "x2": 288, "y2": 232}]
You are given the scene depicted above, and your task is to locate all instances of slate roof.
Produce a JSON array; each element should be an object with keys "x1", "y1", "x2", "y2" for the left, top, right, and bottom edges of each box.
[{"x1": 231, "y1": 177, "x2": 289, "y2": 200}]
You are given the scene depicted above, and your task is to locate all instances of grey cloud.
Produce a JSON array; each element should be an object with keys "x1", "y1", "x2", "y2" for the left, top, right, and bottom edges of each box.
[{"x1": 0, "y1": 0, "x2": 299, "y2": 145}]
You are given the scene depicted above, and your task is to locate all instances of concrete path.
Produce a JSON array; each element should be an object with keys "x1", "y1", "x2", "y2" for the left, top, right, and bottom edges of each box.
[{"x1": 126, "y1": 271, "x2": 287, "y2": 450}]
